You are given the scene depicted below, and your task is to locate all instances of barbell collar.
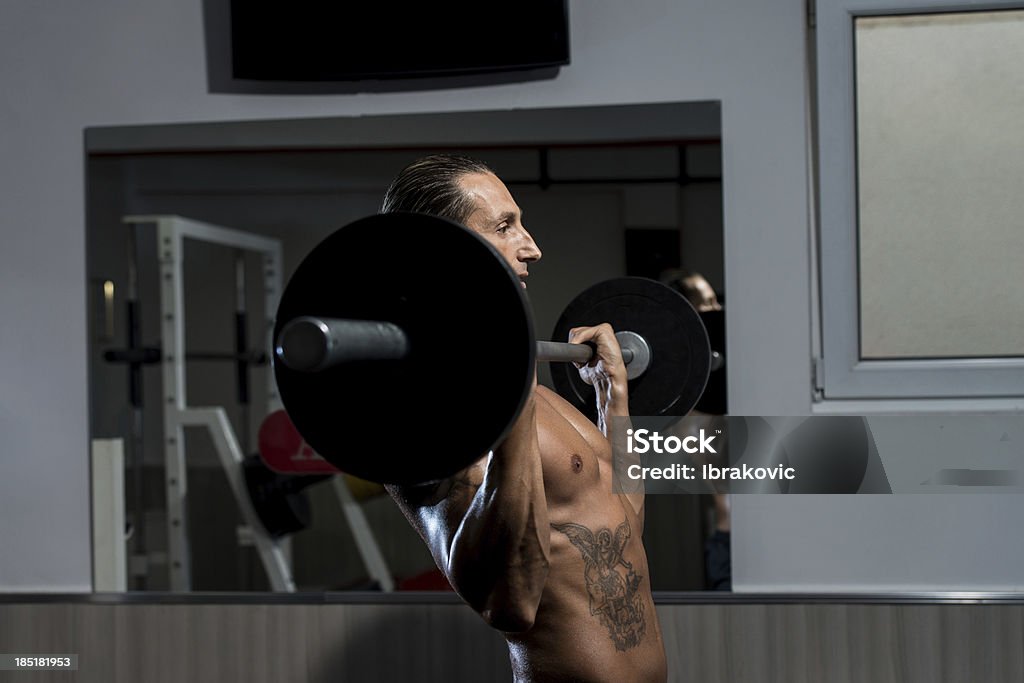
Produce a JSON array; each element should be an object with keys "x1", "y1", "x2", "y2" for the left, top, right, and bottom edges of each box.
[
  {"x1": 615, "y1": 331, "x2": 650, "y2": 380},
  {"x1": 710, "y1": 350, "x2": 724, "y2": 372}
]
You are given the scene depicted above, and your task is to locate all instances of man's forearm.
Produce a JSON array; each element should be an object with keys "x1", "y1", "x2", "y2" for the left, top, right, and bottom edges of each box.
[
  {"x1": 594, "y1": 375, "x2": 630, "y2": 436},
  {"x1": 597, "y1": 376, "x2": 644, "y2": 526}
]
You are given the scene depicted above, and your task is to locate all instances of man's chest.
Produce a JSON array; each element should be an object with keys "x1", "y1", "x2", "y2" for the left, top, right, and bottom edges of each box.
[{"x1": 534, "y1": 390, "x2": 609, "y2": 505}]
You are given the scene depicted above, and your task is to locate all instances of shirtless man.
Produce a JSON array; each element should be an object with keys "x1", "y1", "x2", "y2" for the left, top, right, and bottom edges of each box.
[{"x1": 381, "y1": 155, "x2": 667, "y2": 682}]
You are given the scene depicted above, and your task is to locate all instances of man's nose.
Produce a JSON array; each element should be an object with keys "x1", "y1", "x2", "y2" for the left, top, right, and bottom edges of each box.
[{"x1": 518, "y1": 229, "x2": 542, "y2": 263}]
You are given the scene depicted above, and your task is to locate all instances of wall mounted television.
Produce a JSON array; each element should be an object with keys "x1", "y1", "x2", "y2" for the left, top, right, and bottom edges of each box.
[{"x1": 230, "y1": 1, "x2": 571, "y2": 81}]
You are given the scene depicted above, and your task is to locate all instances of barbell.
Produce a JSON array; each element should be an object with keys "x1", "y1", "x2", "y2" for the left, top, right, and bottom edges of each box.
[
  {"x1": 272, "y1": 213, "x2": 711, "y2": 485},
  {"x1": 276, "y1": 318, "x2": 652, "y2": 377}
]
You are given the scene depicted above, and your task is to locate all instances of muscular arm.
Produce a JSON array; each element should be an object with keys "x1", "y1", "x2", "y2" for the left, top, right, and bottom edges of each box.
[
  {"x1": 388, "y1": 392, "x2": 550, "y2": 632},
  {"x1": 568, "y1": 324, "x2": 643, "y2": 529}
]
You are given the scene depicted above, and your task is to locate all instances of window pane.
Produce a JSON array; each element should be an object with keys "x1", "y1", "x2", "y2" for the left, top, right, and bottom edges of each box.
[{"x1": 856, "y1": 11, "x2": 1024, "y2": 359}]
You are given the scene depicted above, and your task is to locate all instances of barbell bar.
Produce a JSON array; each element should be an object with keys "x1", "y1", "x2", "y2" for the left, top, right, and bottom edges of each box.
[{"x1": 275, "y1": 316, "x2": 651, "y2": 378}]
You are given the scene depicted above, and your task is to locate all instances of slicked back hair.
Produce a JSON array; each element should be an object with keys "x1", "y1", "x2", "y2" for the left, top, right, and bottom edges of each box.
[{"x1": 380, "y1": 154, "x2": 494, "y2": 225}]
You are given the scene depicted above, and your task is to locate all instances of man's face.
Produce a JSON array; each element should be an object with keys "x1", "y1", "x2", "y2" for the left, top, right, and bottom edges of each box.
[
  {"x1": 682, "y1": 275, "x2": 722, "y2": 313},
  {"x1": 458, "y1": 172, "x2": 542, "y2": 288}
]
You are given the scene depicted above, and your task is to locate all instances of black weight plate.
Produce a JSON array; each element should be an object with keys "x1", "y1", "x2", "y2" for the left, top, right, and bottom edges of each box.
[
  {"x1": 273, "y1": 213, "x2": 535, "y2": 485},
  {"x1": 550, "y1": 277, "x2": 710, "y2": 423}
]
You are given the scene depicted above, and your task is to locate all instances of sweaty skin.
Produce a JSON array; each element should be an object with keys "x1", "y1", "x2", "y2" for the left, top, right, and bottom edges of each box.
[{"x1": 386, "y1": 172, "x2": 667, "y2": 682}]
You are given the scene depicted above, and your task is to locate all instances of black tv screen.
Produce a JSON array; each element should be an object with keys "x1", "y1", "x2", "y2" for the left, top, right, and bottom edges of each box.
[{"x1": 230, "y1": 2, "x2": 570, "y2": 81}]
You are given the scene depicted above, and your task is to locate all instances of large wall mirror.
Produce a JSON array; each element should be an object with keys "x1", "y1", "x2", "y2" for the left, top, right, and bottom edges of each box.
[{"x1": 85, "y1": 102, "x2": 727, "y2": 593}]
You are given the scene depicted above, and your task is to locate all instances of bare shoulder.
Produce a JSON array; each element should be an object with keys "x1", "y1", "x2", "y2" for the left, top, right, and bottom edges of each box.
[{"x1": 535, "y1": 386, "x2": 607, "y2": 448}]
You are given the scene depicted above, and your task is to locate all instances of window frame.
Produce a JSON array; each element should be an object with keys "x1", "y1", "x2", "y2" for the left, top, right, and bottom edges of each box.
[{"x1": 815, "y1": 0, "x2": 1024, "y2": 399}]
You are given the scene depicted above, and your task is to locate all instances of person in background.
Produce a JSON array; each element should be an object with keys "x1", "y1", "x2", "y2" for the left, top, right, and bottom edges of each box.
[{"x1": 661, "y1": 269, "x2": 731, "y2": 591}]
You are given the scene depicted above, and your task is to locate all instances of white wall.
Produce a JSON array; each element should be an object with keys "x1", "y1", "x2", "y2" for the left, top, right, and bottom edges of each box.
[{"x1": 0, "y1": 0, "x2": 812, "y2": 590}]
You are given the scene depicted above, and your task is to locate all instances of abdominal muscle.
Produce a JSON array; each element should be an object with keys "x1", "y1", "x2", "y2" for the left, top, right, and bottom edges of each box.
[
  {"x1": 505, "y1": 389, "x2": 666, "y2": 682},
  {"x1": 505, "y1": 533, "x2": 666, "y2": 683}
]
